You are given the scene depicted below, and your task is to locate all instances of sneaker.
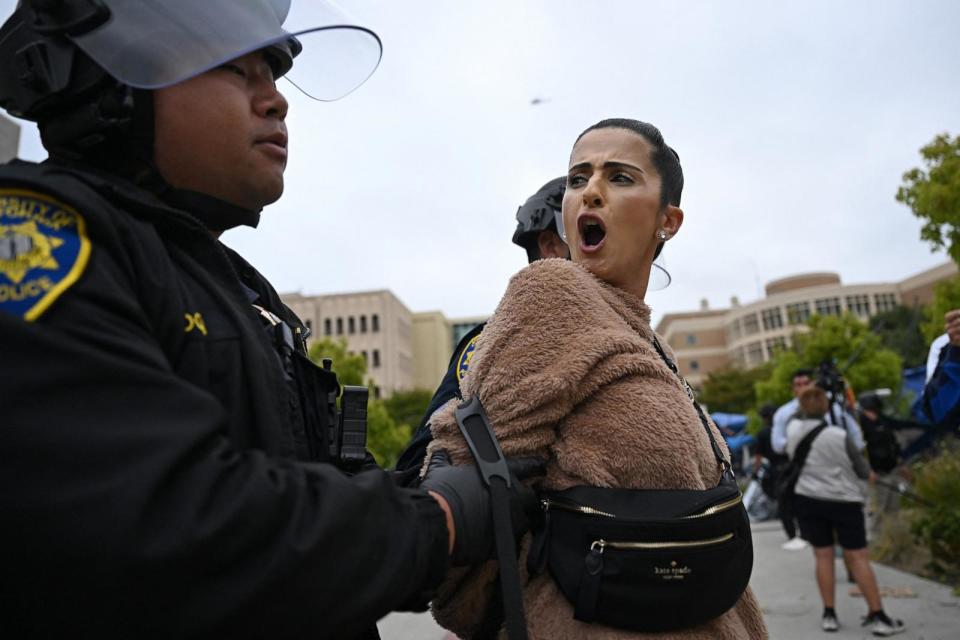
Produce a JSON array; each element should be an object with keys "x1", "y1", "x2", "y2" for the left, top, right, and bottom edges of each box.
[
  {"x1": 821, "y1": 612, "x2": 839, "y2": 632},
  {"x1": 863, "y1": 611, "x2": 906, "y2": 636},
  {"x1": 781, "y1": 536, "x2": 809, "y2": 551}
]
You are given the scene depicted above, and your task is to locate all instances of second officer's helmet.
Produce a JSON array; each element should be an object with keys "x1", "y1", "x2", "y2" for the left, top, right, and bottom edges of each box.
[
  {"x1": 0, "y1": 0, "x2": 382, "y2": 154},
  {"x1": 512, "y1": 176, "x2": 566, "y2": 262}
]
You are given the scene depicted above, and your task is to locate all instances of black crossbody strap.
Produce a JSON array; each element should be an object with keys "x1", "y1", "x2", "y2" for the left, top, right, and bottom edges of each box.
[
  {"x1": 652, "y1": 337, "x2": 730, "y2": 472},
  {"x1": 788, "y1": 421, "x2": 828, "y2": 478},
  {"x1": 454, "y1": 397, "x2": 528, "y2": 640}
]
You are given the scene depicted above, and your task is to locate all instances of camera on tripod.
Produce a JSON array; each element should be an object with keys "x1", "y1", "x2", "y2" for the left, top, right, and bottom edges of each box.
[{"x1": 815, "y1": 360, "x2": 845, "y2": 396}]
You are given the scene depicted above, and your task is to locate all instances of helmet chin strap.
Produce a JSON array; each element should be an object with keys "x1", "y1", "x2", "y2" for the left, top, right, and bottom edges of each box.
[{"x1": 47, "y1": 86, "x2": 261, "y2": 233}]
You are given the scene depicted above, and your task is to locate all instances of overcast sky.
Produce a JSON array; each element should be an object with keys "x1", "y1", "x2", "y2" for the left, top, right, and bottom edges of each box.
[{"x1": 4, "y1": 0, "x2": 958, "y2": 326}]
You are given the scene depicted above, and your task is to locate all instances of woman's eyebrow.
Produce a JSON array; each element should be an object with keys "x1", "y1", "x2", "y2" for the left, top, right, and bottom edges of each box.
[{"x1": 568, "y1": 161, "x2": 644, "y2": 174}]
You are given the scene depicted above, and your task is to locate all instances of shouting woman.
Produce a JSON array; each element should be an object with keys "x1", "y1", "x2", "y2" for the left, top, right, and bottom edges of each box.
[{"x1": 423, "y1": 119, "x2": 767, "y2": 639}]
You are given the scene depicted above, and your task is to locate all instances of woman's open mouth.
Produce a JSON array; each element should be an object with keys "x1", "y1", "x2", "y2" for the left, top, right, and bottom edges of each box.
[{"x1": 578, "y1": 214, "x2": 606, "y2": 253}]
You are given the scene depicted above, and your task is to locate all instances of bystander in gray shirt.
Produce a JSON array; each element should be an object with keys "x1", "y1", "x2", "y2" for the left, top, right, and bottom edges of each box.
[{"x1": 785, "y1": 416, "x2": 871, "y2": 503}]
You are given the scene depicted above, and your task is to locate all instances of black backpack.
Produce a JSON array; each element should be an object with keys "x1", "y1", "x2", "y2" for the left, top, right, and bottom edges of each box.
[{"x1": 864, "y1": 422, "x2": 900, "y2": 474}]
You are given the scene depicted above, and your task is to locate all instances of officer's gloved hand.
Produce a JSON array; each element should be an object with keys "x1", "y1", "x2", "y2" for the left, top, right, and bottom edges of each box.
[{"x1": 420, "y1": 450, "x2": 545, "y2": 566}]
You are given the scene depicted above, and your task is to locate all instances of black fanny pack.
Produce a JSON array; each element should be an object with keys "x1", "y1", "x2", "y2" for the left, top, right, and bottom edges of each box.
[
  {"x1": 528, "y1": 471, "x2": 752, "y2": 631},
  {"x1": 456, "y1": 338, "x2": 753, "y2": 638}
]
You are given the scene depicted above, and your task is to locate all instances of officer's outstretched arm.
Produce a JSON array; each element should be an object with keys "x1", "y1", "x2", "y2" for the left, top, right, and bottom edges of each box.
[{"x1": 0, "y1": 243, "x2": 448, "y2": 637}]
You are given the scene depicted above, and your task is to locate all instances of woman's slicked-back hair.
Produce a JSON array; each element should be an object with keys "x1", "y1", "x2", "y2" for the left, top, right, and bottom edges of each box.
[{"x1": 575, "y1": 118, "x2": 684, "y2": 209}]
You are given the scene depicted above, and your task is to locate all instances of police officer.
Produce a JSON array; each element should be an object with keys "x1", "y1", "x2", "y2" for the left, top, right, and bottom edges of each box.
[
  {"x1": 0, "y1": 2, "x2": 541, "y2": 637},
  {"x1": 395, "y1": 177, "x2": 570, "y2": 473}
]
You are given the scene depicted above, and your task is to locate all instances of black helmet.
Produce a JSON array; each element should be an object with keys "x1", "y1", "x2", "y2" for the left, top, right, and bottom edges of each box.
[
  {"x1": 857, "y1": 392, "x2": 883, "y2": 413},
  {"x1": 512, "y1": 176, "x2": 565, "y2": 251},
  {"x1": 0, "y1": 0, "x2": 381, "y2": 152}
]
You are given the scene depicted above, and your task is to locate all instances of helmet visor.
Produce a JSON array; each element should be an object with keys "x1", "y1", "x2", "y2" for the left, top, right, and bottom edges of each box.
[{"x1": 70, "y1": 0, "x2": 381, "y2": 101}]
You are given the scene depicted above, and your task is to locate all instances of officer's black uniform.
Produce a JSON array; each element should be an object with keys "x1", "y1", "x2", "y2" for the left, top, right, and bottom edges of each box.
[
  {"x1": 0, "y1": 160, "x2": 448, "y2": 638},
  {"x1": 395, "y1": 322, "x2": 485, "y2": 472}
]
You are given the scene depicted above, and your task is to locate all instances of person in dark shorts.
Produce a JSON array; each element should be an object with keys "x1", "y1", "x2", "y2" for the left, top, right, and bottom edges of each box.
[{"x1": 786, "y1": 386, "x2": 906, "y2": 637}]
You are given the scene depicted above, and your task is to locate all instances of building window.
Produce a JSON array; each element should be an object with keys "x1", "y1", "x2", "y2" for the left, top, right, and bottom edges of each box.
[
  {"x1": 815, "y1": 297, "x2": 842, "y2": 316},
  {"x1": 348, "y1": 316, "x2": 356, "y2": 334},
  {"x1": 372, "y1": 349, "x2": 381, "y2": 368},
  {"x1": 732, "y1": 346, "x2": 746, "y2": 366},
  {"x1": 373, "y1": 386, "x2": 381, "y2": 400},
  {"x1": 874, "y1": 293, "x2": 897, "y2": 313},
  {"x1": 336, "y1": 317, "x2": 343, "y2": 335},
  {"x1": 372, "y1": 314, "x2": 380, "y2": 333},
  {"x1": 786, "y1": 301, "x2": 811, "y2": 325},
  {"x1": 765, "y1": 336, "x2": 787, "y2": 355},
  {"x1": 689, "y1": 360, "x2": 700, "y2": 371},
  {"x1": 324, "y1": 318, "x2": 332, "y2": 336},
  {"x1": 746, "y1": 341, "x2": 764, "y2": 365},
  {"x1": 846, "y1": 294, "x2": 871, "y2": 317},
  {"x1": 360, "y1": 315, "x2": 367, "y2": 333},
  {"x1": 727, "y1": 319, "x2": 742, "y2": 342},
  {"x1": 761, "y1": 307, "x2": 783, "y2": 331},
  {"x1": 742, "y1": 313, "x2": 760, "y2": 335},
  {"x1": 304, "y1": 319, "x2": 313, "y2": 334},
  {"x1": 361, "y1": 350, "x2": 368, "y2": 365},
  {"x1": 685, "y1": 334, "x2": 697, "y2": 345}
]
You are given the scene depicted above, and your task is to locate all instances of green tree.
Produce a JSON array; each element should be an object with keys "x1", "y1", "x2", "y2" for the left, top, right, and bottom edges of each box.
[
  {"x1": 756, "y1": 314, "x2": 902, "y2": 406},
  {"x1": 869, "y1": 305, "x2": 927, "y2": 368},
  {"x1": 307, "y1": 337, "x2": 411, "y2": 468},
  {"x1": 307, "y1": 337, "x2": 366, "y2": 386},
  {"x1": 921, "y1": 276, "x2": 960, "y2": 343},
  {"x1": 383, "y1": 388, "x2": 434, "y2": 431},
  {"x1": 365, "y1": 402, "x2": 410, "y2": 470},
  {"x1": 896, "y1": 133, "x2": 960, "y2": 264},
  {"x1": 699, "y1": 363, "x2": 774, "y2": 414},
  {"x1": 754, "y1": 349, "x2": 804, "y2": 408}
]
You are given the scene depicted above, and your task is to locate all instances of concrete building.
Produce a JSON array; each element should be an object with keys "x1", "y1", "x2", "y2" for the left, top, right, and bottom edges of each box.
[
  {"x1": 281, "y1": 289, "x2": 487, "y2": 397},
  {"x1": 282, "y1": 289, "x2": 415, "y2": 398},
  {"x1": 0, "y1": 114, "x2": 20, "y2": 163},
  {"x1": 412, "y1": 311, "x2": 452, "y2": 390},
  {"x1": 656, "y1": 261, "x2": 958, "y2": 387}
]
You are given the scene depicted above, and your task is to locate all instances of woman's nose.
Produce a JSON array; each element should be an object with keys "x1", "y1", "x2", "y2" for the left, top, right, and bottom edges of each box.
[{"x1": 582, "y1": 180, "x2": 604, "y2": 207}]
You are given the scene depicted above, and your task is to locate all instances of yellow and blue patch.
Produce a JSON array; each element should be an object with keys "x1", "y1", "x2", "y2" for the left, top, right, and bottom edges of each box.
[
  {"x1": 456, "y1": 334, "x2": 480, "y2": 383},
  {"x1": 0, "y1": 189, "x2": 91, "y2": 321}
]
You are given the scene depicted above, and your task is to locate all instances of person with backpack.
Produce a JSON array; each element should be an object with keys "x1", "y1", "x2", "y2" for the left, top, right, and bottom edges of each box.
[
  {"x1": 786, "y1": 386, "x2": 906, "y2": 636},
  {"x1": 752, "y1": 403, "x2": 800, "y2": 540}
]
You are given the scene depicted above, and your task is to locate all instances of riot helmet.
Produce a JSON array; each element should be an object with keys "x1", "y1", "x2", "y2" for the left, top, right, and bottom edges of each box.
[
  {"x1": 0, "y1": 0, "x2": 382, "y2": 155},
  {"x1": 512, "y1": 176, "x2": 565, "y2": 260},
  {"x1": 857, "y1": 391, "x2": 884, "y2": 414}
]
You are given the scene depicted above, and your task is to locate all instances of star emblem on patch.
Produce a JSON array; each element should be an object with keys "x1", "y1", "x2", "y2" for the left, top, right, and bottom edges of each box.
[
  {"x1": 0, "y1": 220, "x2": 65, "y2": 283},
  {"x1": 0, "y1": 189, "x2": 91, "y2": 321}
]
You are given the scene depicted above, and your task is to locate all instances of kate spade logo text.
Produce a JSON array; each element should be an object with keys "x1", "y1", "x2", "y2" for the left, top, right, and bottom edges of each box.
[{"x1": 654, "y1": 560, "x2": 692, "y2": 581}]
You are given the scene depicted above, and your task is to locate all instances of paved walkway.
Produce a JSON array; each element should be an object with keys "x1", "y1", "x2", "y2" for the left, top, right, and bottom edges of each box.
[
  {"x1": 751, "y1": 519, "x2": 958, "y2": 639},
  {"x1": 378, "y1": 521, "x2": 960, "y2": 639}
]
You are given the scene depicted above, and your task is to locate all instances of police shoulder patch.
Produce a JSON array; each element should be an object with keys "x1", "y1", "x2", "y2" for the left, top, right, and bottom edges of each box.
[
  {"x1": 456, "y1": 333, "x2": 480, "y2": 383},
  {"x1": 0, "y1": 189, "x2": 91, "y2": 321}
]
